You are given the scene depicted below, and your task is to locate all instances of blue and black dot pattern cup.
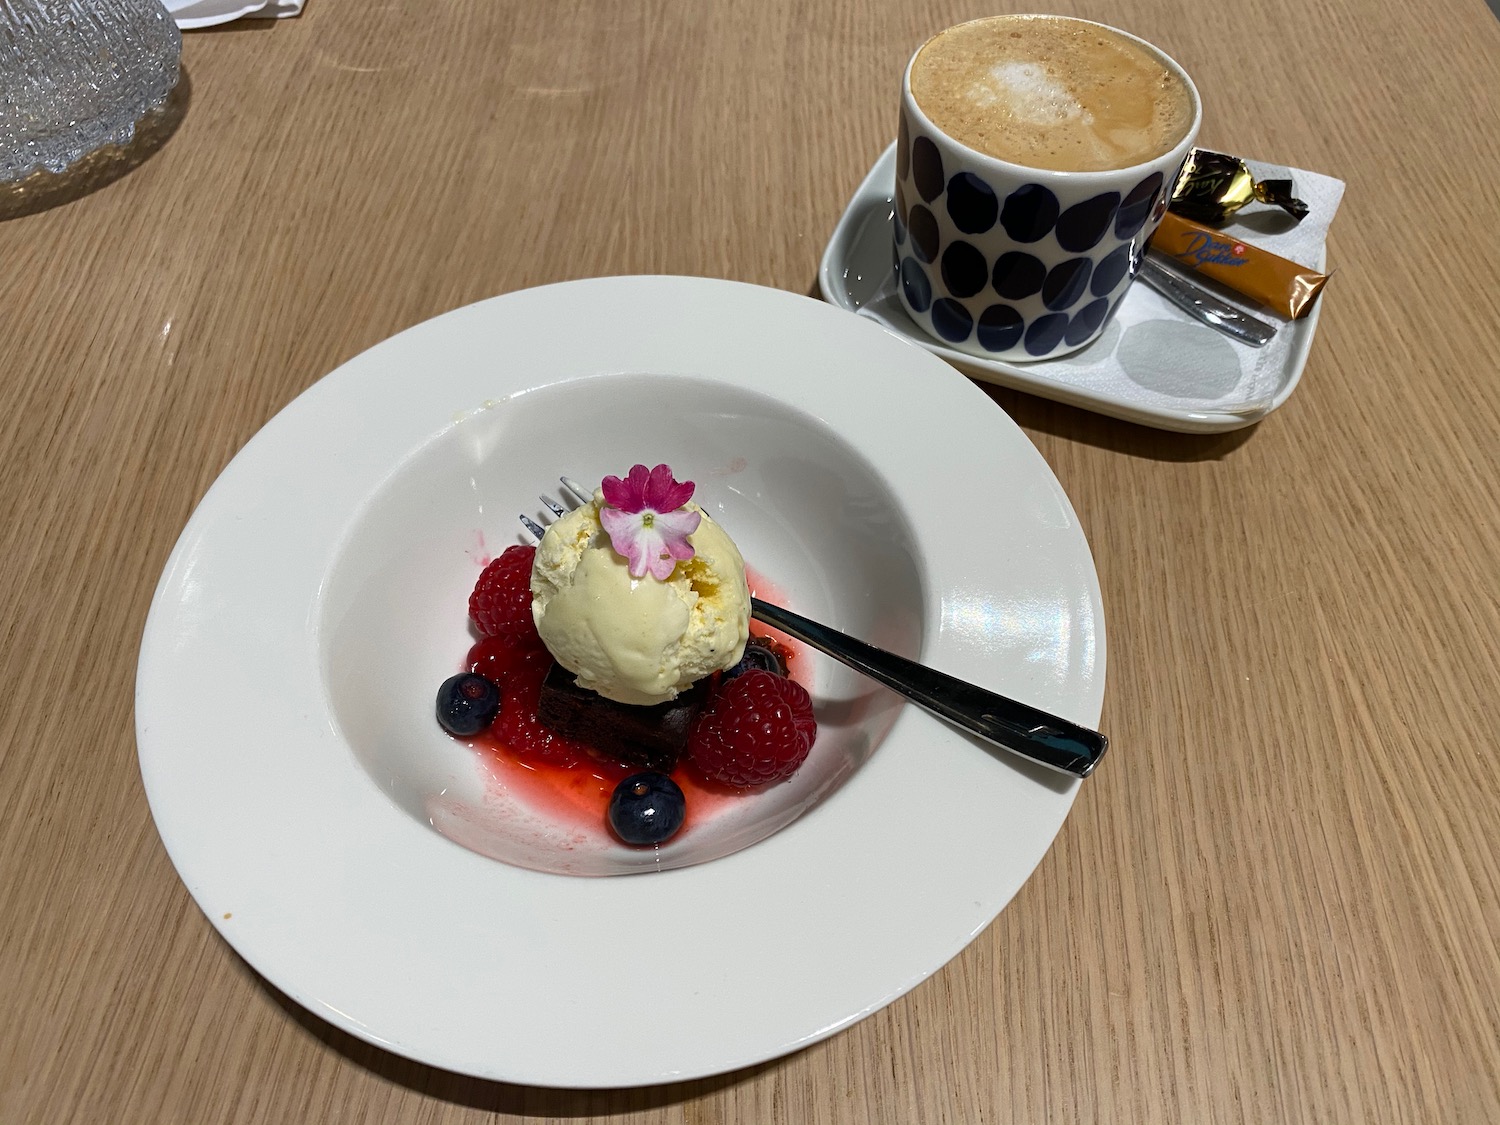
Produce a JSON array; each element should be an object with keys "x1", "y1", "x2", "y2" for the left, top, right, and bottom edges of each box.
[{"x1": 895, "y1": 26, "x2": 1201, "y2": 362}]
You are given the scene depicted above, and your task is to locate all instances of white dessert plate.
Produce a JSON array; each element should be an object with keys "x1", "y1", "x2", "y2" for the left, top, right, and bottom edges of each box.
[
  {"x1": 820, "y1": 143, "x2": 1328, "y2": 433},
  {"x1": 136, "y1": 276, "x2": 1105, "y2": 1088}
]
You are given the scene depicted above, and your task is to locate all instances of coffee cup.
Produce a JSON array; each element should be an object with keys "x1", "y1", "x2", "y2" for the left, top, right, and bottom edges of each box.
[{"x1": 894, "y1": 15, "x2": 1201, "y2": 361}]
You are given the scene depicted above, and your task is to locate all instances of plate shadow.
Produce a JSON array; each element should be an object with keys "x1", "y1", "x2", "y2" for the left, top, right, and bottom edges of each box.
[{"x1": 235, "y1": 950, "x2": 790, "y2": 1113}]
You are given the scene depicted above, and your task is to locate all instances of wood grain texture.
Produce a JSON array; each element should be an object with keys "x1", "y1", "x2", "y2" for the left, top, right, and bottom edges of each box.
[{"x1": 2, "y1": 0, "x2": 1498, "y2": 1121}]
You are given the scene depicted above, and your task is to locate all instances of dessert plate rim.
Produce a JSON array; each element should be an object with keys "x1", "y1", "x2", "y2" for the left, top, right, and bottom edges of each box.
[{"x1": 135, "y1": 275, "x2": 1105, "y2": 1088}]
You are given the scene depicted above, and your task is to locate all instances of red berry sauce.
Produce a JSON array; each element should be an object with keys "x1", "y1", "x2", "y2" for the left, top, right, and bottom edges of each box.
[{"x1": 459, "y1": 567, "x2": 808, "y2": 843}]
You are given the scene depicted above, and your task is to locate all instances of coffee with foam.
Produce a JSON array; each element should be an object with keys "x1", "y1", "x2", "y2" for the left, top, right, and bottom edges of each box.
[{"x1": 910, "y1": 15, "x2": 1194, "y2": 173}]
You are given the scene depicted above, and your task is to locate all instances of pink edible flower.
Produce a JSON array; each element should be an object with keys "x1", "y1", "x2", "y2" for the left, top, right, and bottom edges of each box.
[{"x1": 599, "y1": 463, "x2": 702, "y2": 580}]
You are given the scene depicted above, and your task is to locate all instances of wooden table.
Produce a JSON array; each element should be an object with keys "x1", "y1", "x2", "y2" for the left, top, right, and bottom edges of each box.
[{"x1": 4, "y1": 1, "x2": 1498, "y2": 1121}]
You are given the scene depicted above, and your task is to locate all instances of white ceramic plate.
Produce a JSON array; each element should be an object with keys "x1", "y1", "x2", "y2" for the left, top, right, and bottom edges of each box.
[
  {"x1": 821, "y1": 143, "x2": 1328, "y2": 433},
  {"x1": 136, "y1": 276, "x2": 1105, "y2": 1087}
]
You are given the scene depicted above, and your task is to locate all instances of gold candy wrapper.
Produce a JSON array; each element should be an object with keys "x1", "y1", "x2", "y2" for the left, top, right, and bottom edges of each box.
[
  {"x1": 1171, "y1": 148, "x2": 1309, "y2": 225},
  {"x1": 1150, "y1": 211, "x2": 1329, "y2": 319}
]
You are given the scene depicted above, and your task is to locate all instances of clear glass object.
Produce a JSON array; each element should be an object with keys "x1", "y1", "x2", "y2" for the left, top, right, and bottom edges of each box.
[{"x1": 1, "y1": 0, "x2": 181, "y2": 182}]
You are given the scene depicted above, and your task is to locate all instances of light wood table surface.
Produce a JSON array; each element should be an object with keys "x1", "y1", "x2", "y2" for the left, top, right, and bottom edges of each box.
[{"x1": 4, "y1": 0, "x2": 1499, "y2": 1121}]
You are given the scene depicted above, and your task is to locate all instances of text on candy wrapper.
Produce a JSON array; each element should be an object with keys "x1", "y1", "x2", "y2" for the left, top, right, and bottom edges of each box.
[{"x1": 1175, "y1": 231, "x2": 1250, "y2": 269}]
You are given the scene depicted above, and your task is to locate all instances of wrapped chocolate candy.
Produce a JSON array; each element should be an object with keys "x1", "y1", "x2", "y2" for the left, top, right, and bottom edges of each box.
[
  {"x1": 1171, "y1": 149, "x2": 1309, "y2": 224},
  {"x1": 1150, "y1": 211, "x2": 1329, "y2": 319}
]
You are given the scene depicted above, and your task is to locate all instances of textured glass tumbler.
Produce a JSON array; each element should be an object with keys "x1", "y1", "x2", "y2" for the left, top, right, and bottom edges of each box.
[{"x1": 1, "y1": 0, "x2": 181, "y2": 182}]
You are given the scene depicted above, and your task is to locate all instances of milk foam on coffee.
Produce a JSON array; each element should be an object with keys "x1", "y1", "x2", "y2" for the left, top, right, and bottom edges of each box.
[{"x1": 910, "y1": 15, "x2": 1194, "y2": 173}]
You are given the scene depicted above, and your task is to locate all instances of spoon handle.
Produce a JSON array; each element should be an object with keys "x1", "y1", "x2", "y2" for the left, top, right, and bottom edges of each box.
[
  {"x1": 750, "y1": 598, "x2": 1107, "y2": 779},
  {"x1": 1139, "y1": 254, "x2": 1277, "y2": 347}
]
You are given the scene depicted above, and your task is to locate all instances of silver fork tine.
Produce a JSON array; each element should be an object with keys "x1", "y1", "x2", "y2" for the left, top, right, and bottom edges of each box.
[{"x1": 521, "y1": 478, "x2": 592, "y2": 542}]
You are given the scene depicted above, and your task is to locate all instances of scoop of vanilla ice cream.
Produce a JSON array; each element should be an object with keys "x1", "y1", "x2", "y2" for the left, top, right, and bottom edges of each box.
[{"x1": 530, "y1": 494, "x2": 750, "y2": 706}]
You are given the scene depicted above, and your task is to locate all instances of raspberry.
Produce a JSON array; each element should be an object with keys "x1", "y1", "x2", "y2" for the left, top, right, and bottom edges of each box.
[
  {"x1": 688, "y1": 669, "x2": 816, "y2": 788},
  {"x1": 469, "y1": 545, "x2": 541, "y2": 643},
  {"x1": 495, "y1": 659, "x2": 590, "y2": 768},
  {"x1": 467, "y1": 633, "x2": 547, "y2": 685}
]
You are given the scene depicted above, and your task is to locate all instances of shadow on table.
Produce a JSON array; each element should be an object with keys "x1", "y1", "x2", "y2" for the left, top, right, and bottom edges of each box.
[
  {"x1": 976, "y1": 381, "x2": 1260, "y2": 461},
  {"x1": 0, "y1": 66, "x2": 192, "y2": 221},
  {"x1": 188, "y1": 17, "x2": 280, "y2": 33},
  {"x1": 253, "y1": 967, "x2": 786, "y2": 1113}
]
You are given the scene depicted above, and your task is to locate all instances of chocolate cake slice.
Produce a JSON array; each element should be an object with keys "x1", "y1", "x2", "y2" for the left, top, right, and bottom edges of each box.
[{"x1": 537, "y1": 662, "x2": 711, "y2": 772}]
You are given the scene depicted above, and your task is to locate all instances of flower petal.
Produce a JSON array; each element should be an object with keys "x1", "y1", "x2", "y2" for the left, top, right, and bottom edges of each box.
[
  {"x1": 644, "y1": 463, "x2": 696, "y2": 512},
  {"x1": 601, "y1": 464, "x2": 652, "y2": 513},
  {"x1": 643, "y1": 545, "x2": 679, "y2": 581},
  {"x1": 653, "y1": 507, "x2": 701, "y2": 560},
  {"x1": 661, "y1": 476, "x2": 696, "y2": 511},
  {"x1": 598, "y1": 464, "x2": 700, "y2": 579},
  {"x1": 599, "y1": 473, "x2": 635, "y2": 513},
  {"x1": 599, "y1": 507, "x2": 650, "y2": 576},
  {"x1": 629, "y1": 520, "x2": 676, "y2": 581}
]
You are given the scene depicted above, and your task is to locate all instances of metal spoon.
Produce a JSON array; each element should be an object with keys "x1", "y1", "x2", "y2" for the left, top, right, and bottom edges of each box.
[
  {"x1": 747, "y1": 597, "x2": 1107, "y2": 779},
  {"x1": 1138, "y1": 254, "x2": 1277, "y2": 347},
  {"x1": 528, "y1": 478, "x2": 1109, "y2": 780}
]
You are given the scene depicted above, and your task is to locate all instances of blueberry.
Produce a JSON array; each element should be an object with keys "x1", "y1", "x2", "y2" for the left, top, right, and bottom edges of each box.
[
  {"x1": 726, "y1": 637, "x2": 786, "y2": 679},
  {"x1": 608, "y1": 772, "x2": 686, "y2": 846},
  {"x1": 435, "y1": 673, "x2": 500, "y2": 736}
]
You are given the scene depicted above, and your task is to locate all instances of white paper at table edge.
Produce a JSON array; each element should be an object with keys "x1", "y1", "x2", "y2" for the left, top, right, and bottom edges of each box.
[
  {"x1": 166, "y1": 0, "x2": 303, "y2": 27},
  {"x1": 166, "y1": 0, "x2": 267, "y2": 29}
]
